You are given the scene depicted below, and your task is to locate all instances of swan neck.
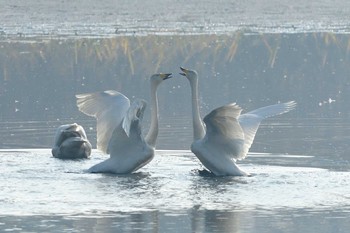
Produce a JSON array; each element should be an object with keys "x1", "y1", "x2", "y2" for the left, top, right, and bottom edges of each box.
[
  {"x1": 145, "y1": 82, "x2": 159, "y2": 147},
  {"x1": 190, "y1": 78, "x2": 205, "y2": 140}
]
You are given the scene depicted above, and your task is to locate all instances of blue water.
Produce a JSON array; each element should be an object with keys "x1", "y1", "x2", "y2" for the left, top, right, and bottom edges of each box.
[
  {"x1": 1, "y1": 146, "x2": 350, "y2": 232},
  {"x1": 1, "y1": 116, "x2": 350, "y2": 232}
]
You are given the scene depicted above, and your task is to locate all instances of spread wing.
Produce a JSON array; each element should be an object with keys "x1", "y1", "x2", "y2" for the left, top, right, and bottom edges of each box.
[
  {"x1": 203, "y1": 103, "x2": 245, "y2": 158},
  {"x1": 238, "y1": 101, "x2": 297, "y2": 159},
  {"x1": 76, "y1": 90, "x2": 130, "y2": 153},
  {"x1": 108, "y1": 99, "x2": 147, "y2": 157},
  {"x1": 121, "y1": 99, "x2": 147, "y2": 137}
]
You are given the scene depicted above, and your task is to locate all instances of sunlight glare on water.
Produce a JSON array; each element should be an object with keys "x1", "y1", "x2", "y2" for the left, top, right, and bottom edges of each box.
[
  {"x1": 1, "y1": 149, "x2": 350, "y2": 232},
  {"x1": 1, "y1": 149, "x2": 350, "y2": 217}
]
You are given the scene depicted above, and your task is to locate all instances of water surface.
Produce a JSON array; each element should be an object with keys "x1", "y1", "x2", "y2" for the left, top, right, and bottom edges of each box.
[{"x1": 1, "y1": 148, "x2": 350, "y2": 232}]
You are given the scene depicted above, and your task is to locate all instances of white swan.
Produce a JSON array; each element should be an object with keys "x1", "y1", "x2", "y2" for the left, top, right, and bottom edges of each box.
[
  {"x1": 180, "y1": 67, "x2": 297, "y2": 176},
  {"x1": 76, "y1": 73, "x2": 172, "y2": 174},
  {"x1": 52, "y1": 123, "x2": 92, "y2": 159}
]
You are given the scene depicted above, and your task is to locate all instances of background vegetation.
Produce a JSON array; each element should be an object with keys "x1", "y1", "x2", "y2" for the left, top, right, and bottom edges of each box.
[{"x1": 0, "y1": 32, "x2": 349, "y2": 149}]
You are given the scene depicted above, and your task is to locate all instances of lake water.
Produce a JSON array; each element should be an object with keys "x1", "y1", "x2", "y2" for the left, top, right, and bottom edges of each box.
[
  {"x1": 1, "y1": 0, "x2": 350, "y2": 232},
  {"x1": 1, "y1": 148, "x2": 350, "y2": 233}
]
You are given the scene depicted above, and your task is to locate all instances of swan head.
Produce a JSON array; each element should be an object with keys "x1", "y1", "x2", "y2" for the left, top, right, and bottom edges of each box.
[
  {"x1": 150, "y1": 73, "x2": 173, "y2": 86},
  {"x1": 179, "y1": 67, "x2": 198, "y2": 82}
]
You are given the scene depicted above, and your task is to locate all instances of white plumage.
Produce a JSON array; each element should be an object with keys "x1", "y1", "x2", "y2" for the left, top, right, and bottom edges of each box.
[
  {"x1": 52, "y1": 123, "x2": 92, "y2": 159},
  {"x1": 76, "y1": 73, "x2": 172, "y2": 174},
  {"x1": 180, "y1": 67, "x2": 297, "y2": 176}
]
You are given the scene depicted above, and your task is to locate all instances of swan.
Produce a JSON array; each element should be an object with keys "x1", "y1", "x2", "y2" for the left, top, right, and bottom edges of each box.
[
  {"x1": 52, "y1": 123, "x2": 92, "y2": 159},
  {"x1": 179, "y1": 67, "x2": 297, "y2": 176},
  {"x1": 75, "y1": 73, "x2": 172, "y2": 174}
]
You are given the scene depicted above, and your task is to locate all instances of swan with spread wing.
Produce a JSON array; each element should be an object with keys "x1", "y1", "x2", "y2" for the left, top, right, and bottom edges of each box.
[
  {"x1": 76, "y1": 73, "x2": 172, "y2": 174},
  {"x1": 180, "y1": 67, "x2": 296, "y2": 176}
]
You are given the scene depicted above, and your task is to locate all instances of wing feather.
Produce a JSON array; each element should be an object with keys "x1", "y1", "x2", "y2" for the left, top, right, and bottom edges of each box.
[
  {"x1": 203, "y1": 103, "x2": 245, "y2": 158},
  {"x1": 108, "y1": 99, "x2": 147, "y2": 157},
  {"x1": 238, "y1": 101, "x2": 297, "y2": 159},
  {"x1": 76, "y1": 90, "x2": 130, "y2": 153}
]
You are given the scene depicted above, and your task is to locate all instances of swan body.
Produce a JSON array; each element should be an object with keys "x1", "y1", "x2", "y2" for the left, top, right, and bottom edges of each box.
[
  {"x1": 52, "y1": 123, "x2": 92, "y2": 159},
  {"x1": 180, "y1": 67, "x2": 297, "y2": 176},
  {"x1": 76, "y1": 73, "x2": 172, "y2": 174}
]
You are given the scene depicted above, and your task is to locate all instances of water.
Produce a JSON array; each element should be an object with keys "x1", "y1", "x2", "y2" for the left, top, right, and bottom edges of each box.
[
  {"x1": 1, "y1": 148, "x2": 350, "y2": 232},
  {"x1": 1, "y1": 119, "x2": 350, "y2": 232},
  {"x1": 1, "y1": 0, "x2": 350, "y2": 232},
  {"x1": 1, "y1": 0, "x2": 350, "y2": 36}
]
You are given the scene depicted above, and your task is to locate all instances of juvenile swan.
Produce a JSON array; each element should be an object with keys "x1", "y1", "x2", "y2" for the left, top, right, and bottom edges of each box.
[
  {"x1": 180, "y1": 67, "x2": 296, "y2": 176},
  {"x1": 76, "y1": 73, "x2": 172, "y2": 174},
  {"x1": 52, "y1": 123, "x2": 92, "y2": 159}
]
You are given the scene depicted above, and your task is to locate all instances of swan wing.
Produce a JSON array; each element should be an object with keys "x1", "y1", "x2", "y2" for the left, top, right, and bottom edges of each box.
[
  {"x1": 203, "y1": 103, "x2": 245, "y2": 159},
  {"x1": 238, "y1": 101, "x2": 297, "y2": 159},
  {"x1": 121, "y1": 99, "x2": 147, "y2": 138},
  {"x1": 76, "y1": 90, "x2": 130, "y2": 153},
  {"x1": 108, "y1": 99, "x2": 147, "y2": 157},
  {"x1": 242, "y1": 101, "x2": 297, "y2": 119}
]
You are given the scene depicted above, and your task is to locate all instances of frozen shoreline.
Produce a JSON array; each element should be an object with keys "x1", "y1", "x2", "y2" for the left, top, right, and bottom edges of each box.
[{"x1": 1, "y1": 0, "x2": 350, "y2": 38}]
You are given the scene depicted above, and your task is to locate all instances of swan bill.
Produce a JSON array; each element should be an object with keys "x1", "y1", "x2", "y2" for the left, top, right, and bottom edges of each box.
[
  {"x1": 160, "y1": 73, "x2": 173, "y2": 80},
  {"x1": 179, "y1": 66, "x2": 188, "y2": 76}
]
